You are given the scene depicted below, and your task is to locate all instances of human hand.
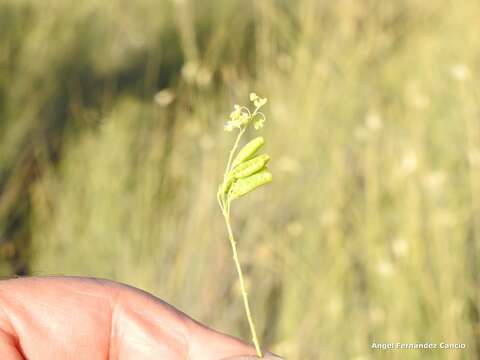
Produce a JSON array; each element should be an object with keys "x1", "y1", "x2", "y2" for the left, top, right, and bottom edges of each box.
[{"x1": 0, "y1": 276, "x2": 282, "y2": 359}]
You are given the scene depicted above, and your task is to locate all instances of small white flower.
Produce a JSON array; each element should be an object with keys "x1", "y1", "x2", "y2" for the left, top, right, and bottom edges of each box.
[
  {"x1": 254, "y1": 117, "x2": 265, "y2": 130},
  {"x1": 224, "y1": 93, "x2": 268, "y2": 132},
  {"x1": 240, "y1": 111, "x2": 250, "y2": 125},
  {"x1": 230, "y1": 104, "x2": 242, "y2": 120},
  {"x1": 254, "y1": 98, "x2": 267, "y2": 108}
]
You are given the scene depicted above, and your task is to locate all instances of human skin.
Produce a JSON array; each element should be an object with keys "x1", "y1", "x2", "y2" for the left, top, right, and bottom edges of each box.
[{"x1": 0, "y1": 277, "x2": 281, "y2": 359}]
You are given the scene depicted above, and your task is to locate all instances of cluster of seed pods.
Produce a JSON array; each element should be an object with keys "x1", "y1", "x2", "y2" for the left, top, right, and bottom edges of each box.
[{"x1": 222, "y1": 136, "x2": 272, "y2": 202}]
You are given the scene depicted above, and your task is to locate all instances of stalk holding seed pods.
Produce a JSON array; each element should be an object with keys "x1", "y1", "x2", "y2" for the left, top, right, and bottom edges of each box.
[{"x1": 217, "y1": 93, "x2": 271, "y2": 358}]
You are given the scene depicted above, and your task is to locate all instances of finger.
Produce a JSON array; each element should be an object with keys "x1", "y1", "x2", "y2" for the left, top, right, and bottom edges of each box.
[
  {"x1": 186, "y1": 320, "x2": 258, "y2": 359},
  {"x1": 185, "y1": 317, "x2": 283, "y2": 360},
  {"x1": 0, "y1": 329, "x2": 23, "y2": 360},
  {"x1": 0, "y1": 277, "x2": 112, "y2": 359},
  {"x1": 0, "y1": 276, "x2": 279, "y2": 360},
  {"x1": 107, "y1": 279, "x2": 190, "y2": 359},
  {"x1": 0, "y1": 276, "x2": 191, "y2": 359}
]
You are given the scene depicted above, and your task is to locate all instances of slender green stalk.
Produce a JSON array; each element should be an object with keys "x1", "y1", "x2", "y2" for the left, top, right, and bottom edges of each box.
[
  {"x1": 219, "y1": 203, "x2": 263, "y2": 358},
  {"x1": 225, "y1": 128, "x2": 246, "y2": 176},
  {"x1": 217, "y1": 93, "x2": 271, "y2": 358}
]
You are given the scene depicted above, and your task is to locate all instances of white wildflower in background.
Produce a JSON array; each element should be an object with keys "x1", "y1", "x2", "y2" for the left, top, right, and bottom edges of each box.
[
  {"x1": 451, "y1": 64, "x2": 470, "y2": 81},
  {"x1": 422, "y1": 170, "x2": 446, "y2": 195},
  {"x1": 365, "y1": 110, "x2": 383, "y2": 132},
  {"x1": 377, "y1": 260, "x2": 394, "y2": 278},
  {"x1": 181, "y1": 61, "x2": 198, "y2": 83},
  {"x1": 154, "y1": 88, "x2": 175, "y2": 107},
  {"x1": 400, "y1": 150, "x2": 418, "y2": 175},
  {"x1": 468, "y1": 148, "x2": 480, "y2": 167},
  {"x1": 392, "y1": 237, "x2": 409, "y2": 257}
]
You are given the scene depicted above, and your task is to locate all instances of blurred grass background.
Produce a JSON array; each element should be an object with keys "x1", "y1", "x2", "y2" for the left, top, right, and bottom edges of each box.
[{"x1": 1, "y1": 0, "x2": 479, "y2": 358}]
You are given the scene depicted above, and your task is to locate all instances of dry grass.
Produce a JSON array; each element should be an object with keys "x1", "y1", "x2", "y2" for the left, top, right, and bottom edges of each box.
[{"x1": 1, "y1": 0, "x2": 479, "y2": 358}]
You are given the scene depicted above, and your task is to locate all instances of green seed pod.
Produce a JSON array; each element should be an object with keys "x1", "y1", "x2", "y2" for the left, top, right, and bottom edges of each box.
[
  {"x1": 230, "y1": 154, "x2": 270, "y2": 179},
  {"x1": 219, "y1": 176, "x2": 235, "y2": 195},
  {"x1": 229, "y1": 169, "x2": 272, "y2": 200},
  {"x1": 231, "y1": 137, "x2": 265, "y2": 168}
]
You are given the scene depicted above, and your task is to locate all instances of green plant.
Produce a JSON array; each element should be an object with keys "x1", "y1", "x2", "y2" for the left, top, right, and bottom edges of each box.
[{"x1": 217, "y1": 93, "x2": 272, "y2": 357}]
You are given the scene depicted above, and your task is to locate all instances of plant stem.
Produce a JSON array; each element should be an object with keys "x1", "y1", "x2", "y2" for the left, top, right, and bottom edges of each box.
[
  {"x1": 224, "y1": 104, "x2": 260, "y2": 180},
  {"x1": 218, "y1": 105, "x2": 266, "y2": 357},
  {"x1": 225, "y1": 128, "x2": 246, "y2": 175},
  {"x1": 221, "y1": 208, "x2": 263, "y2": 358}
]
